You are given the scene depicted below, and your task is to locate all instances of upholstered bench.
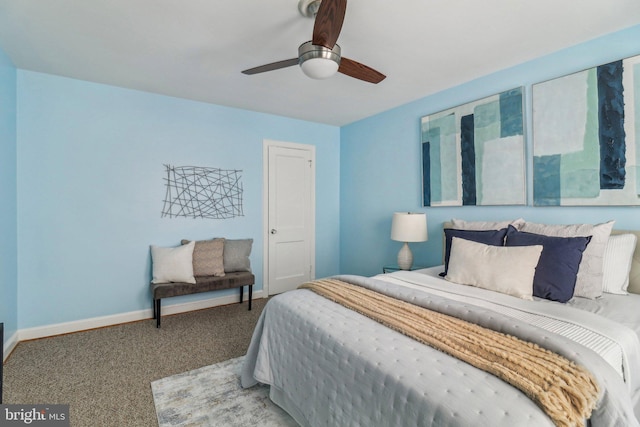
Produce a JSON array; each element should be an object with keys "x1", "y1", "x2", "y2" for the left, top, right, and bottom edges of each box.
[
  {"x1": 151, "y1": 271, "x2": 254, "y2": 328},
  {"x1": 149, "y1": 237, "x2": 254, "y2": 328}
]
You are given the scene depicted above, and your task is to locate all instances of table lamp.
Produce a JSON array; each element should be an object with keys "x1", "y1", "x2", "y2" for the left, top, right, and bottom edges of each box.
[{"x1": 391, "y1": 212, "x2": 428, "y2": 270}]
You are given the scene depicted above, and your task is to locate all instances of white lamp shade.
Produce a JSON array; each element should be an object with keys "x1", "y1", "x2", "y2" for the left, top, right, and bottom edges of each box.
[
  {"x1": 391, "y1": 212, "x2": 428, "y2": 242},
  {"x1": 300, "y1": 57, "x2": 339, "y2": 79}
]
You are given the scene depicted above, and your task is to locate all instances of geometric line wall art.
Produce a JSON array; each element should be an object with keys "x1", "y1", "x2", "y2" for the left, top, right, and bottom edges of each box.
[
  {"x1": 421, "y1": 87, "x2": 526, "y2": 206},
  {"x1": 161, "y1": 164, "x2": 244, "y2": 219},
  {"x1": 532, "y1": 54, "x2": 640, "y2": 206}
]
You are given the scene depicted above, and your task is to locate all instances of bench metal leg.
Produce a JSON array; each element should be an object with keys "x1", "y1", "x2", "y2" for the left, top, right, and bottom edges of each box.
[
  {"x1": 239, "y1": 285, "x2": 252, "y2": 310},
  {"x1": 155, "y1": 299, "x2": 162, "y2": 328}
]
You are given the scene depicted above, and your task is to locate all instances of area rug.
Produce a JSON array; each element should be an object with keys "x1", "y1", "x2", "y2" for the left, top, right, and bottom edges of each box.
[{"x1": 151, "y1": 356, "x2": 298, "y2": 426}]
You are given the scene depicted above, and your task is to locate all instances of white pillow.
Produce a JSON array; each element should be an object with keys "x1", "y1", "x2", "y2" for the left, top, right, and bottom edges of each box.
[
  {"x1": 445, "y1": 237, "x2": 542, "y2": 300},
  {"x1": 519, "y1": 220, "x2": 614, "y2": 299},
  {"x1": 602, "y1": 234, "x2": 637, "y2": 295},
  {"x1": 450, "y1": 217, "x2": 525, "y2": 231},
  {"x1": 151, "y1": 241, "x2": 196, "y2": 284}
]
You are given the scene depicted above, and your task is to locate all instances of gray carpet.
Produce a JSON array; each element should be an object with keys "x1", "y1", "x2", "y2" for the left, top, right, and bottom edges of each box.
[
  {"x1": 152, "y1": 356, "x2": 297, "y2": 426},
  {"x1": 3, "y1": 299, "x2": 267, "y2": 426}
]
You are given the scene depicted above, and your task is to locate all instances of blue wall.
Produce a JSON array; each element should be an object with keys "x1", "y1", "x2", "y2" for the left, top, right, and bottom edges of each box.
[
  {"x1": 16, "y1": 71, "x2": 340, "y2": 328},
  {"x1": 340, "y1": 25, "x2": 640, "y2": 277},
  {"x1": 0, "y1": 48, "x2": 17, "y2": 344},
  {"x1": 6, "y1": 24, "x2": 640, "y2": 335}
]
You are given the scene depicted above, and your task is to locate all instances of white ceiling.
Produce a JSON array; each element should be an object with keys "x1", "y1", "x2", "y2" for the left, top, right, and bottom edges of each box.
[{"x1": 0, "y1": 0, "x2": 639, "y2": 126}]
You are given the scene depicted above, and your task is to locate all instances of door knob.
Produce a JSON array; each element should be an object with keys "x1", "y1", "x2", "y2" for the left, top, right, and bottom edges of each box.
[{"x1": 271, "y1": 229, "x2": 277, "y2": 234}]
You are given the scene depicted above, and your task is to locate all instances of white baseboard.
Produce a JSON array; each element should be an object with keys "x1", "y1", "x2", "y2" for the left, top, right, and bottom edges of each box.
[
  {"x1": 13, "y1": 290, "x2": 264, "y2": 346},
  {"x1": 159, "y1": 290, "x2": 263, "y2": 317},
  {"x1": 3, "y1": 330, "x2": 19, "y2": 362}
]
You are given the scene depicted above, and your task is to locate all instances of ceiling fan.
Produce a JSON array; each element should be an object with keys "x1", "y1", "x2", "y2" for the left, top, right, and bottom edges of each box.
[{"x1": 241, "y1": 0, "x2": 386, "y2": 84}]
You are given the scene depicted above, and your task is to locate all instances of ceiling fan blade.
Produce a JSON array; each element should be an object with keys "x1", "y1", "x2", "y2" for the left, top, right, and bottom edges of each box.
[
  {"x1": 242, "y1": 58, "x2": 299, "y2": 75},
  {"x1": 338, "y1": 57, "x2": 386, "y2": 84},
  {"x1": 312, "y1": 0, "x2": 347, "y2": 49}
]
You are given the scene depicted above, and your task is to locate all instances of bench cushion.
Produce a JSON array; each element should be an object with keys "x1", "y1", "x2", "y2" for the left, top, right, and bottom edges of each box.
[{"x1": 151, "y1": 271, "x2": 255, "y2": 300}]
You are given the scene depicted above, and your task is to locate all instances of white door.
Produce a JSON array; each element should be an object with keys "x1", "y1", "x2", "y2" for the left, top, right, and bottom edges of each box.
[{"x1": 264, "y1": 140, "x2": 315, "y2": 295}]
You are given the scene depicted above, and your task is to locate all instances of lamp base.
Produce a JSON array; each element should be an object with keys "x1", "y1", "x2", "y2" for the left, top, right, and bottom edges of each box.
[{"x1": 397, "y1": 242, "x2": 413, "y2": 270}]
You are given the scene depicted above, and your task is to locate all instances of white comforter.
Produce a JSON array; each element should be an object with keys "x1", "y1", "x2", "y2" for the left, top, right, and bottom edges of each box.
[
  {"x1": 380, "y1": 268, "x2": 640, "y2": 389},
  {"x1": 241, "y1": 269, "x2": 640, "y2": 426}
]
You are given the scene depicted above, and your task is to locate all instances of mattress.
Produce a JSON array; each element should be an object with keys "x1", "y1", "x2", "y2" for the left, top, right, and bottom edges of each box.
[{"x1": 241, "y1": 270, "x2": 640, "y2": 427}]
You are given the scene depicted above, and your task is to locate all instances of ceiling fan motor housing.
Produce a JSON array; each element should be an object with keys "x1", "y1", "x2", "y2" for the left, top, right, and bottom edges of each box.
[{"x1": 298, "y1": 41, "x2": 341, "y2": 79}]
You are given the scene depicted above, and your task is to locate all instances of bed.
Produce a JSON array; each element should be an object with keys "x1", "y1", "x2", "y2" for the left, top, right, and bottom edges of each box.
[{"x1": 241, "y1": 220, "x2": 640, "y2": 426}]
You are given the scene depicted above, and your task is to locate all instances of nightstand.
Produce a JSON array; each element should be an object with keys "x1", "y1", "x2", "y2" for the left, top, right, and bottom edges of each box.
[{"x1": 383, "y1": 265, "x2": 426, "y2": 273}]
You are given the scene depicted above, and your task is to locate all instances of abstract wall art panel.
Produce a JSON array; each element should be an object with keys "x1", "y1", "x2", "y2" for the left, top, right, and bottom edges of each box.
[
  {"x1": 532, "y1": 54, "x2": 640, "y2": 206},
  {"x1": 421, "y1": 87, "x2": 526, "y2": 206},
  {"x1": 161, "y1": 164, "x2": 244, "y2": 219}
]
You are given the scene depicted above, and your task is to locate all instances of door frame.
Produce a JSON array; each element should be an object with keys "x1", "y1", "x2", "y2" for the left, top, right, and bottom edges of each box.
[{"x1": 262, "y1": 139, "x2": 316, "y2": 296}]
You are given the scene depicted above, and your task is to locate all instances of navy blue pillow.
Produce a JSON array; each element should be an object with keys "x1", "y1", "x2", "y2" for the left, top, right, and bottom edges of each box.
[
  {"x1": 505, "y1": 226, "x2": 591, "y2": 303},
  {"x1": 441, "y1": 228, "x2": 508, "y2": 276}
]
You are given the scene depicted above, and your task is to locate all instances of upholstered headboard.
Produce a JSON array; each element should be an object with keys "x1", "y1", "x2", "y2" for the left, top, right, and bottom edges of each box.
[{"x1": 442, "y1": 222, "x2": 640, "y2": 295}]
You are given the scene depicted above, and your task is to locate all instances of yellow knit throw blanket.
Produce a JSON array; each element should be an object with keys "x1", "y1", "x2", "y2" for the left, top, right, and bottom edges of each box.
[{"x1": 299, "y1": 278, "x2": 600, "y2": 427}]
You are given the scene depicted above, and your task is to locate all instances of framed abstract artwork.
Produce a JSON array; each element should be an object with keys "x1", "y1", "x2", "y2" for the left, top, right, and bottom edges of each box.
[
  {"x1": 421, "y1": 87, "x2": 526, "y2": 206},
  {"x1": 532, "y1": 54, "x2": 640, "y2": 206}
]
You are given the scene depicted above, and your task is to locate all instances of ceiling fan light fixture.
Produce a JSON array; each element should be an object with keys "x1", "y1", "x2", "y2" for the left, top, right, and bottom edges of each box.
[
  {"x1": 300, "y1": 57, "x2": 339, "y2": 79},
  {"x1": 298, "y1": 41, "x2": 341, "y2": 80}
]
